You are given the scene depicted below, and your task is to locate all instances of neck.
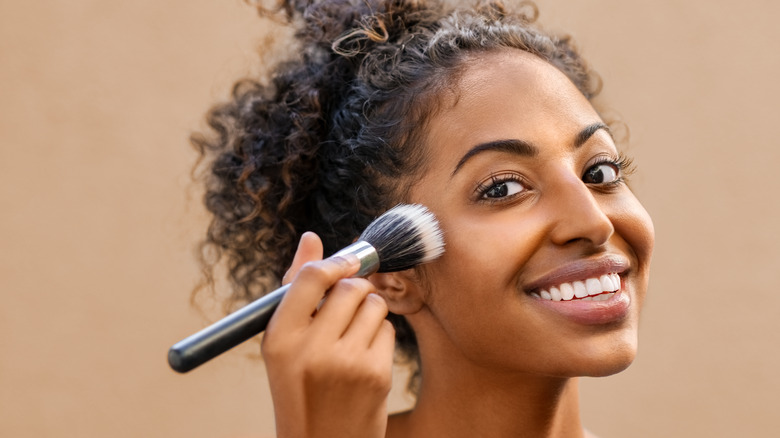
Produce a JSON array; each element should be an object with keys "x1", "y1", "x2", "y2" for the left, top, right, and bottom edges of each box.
[
  {"x1": 387, "y1": 326, "x2": 587, "y2": 438},
  {"x1": 391, "y1": 372, "x2": 584, "y2": 438}
]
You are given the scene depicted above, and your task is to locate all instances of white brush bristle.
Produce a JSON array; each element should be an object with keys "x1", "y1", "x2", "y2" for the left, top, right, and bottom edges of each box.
[
  {"x1": 359, "y1": 204, "x2": 445, "y2": 272},
  {"x1": 394, "y1": 204, "x2": 445, "y2": 262}
]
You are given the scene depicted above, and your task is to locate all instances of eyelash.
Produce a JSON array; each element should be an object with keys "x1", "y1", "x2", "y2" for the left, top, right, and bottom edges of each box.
[
  {"x1": 588, "y1": 154, "x2": 636, "y2": 187},
  {"x1": 475, "y1": 172, "x2": 528, "y2": 204},
  {"x1": 474, "y1": 153, "x2": 636, "y2": 203}
]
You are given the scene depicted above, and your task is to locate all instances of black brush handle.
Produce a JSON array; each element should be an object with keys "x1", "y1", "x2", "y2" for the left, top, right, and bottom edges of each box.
[
  {"x1": 168, "y1": 284, "x2": 289, "y2": 373},
  {"x1": 168, "y1": 241, "x2": 380, "y2": 373}
]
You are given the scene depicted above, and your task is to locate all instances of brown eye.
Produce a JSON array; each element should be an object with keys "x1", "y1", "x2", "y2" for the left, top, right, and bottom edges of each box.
[
  {"x1": 583, "y1": 163, "x2": 619, "y2": 184},
  {"x1": 482, "y1": 179, "x2": 525, "y2": 199}
]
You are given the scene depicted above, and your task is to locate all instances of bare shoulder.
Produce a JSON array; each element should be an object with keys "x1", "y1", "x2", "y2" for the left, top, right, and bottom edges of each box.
[{"x1": 584, "y1": 429, "x2": 600, "y2": 438}]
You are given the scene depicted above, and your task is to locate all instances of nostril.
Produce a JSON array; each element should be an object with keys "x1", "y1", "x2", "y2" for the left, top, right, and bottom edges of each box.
[{"x1": 551, "y1": 207, "x2": 614, "y2": 247}]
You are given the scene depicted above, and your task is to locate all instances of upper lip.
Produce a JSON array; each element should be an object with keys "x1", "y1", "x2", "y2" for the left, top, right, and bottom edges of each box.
[{"x1": 523, "y1": 255, "x2": 630, "y2": 294}]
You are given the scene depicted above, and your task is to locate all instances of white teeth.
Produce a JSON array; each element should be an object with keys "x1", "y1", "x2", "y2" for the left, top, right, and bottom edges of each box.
[
  {"x1": 531, "y1": 273, "x2": 622, "y2": 302},
  {"x1": 599, "y1": 274, "x2": 615, "y2": 291},
  {"x1": 585, "y1": 278, "x2": 602, "y2": 296},
  {"x1": 560, "y1": 283, "x2": 575, "y2": 300},
  {"x1": 573, "y1": 281, "x2": 588, "y2": 298}
]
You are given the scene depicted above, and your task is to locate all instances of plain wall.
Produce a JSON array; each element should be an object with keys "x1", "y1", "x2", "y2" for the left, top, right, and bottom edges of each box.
[{"x1": 2, "y1": 0, "x2": 778, "y2": 436}]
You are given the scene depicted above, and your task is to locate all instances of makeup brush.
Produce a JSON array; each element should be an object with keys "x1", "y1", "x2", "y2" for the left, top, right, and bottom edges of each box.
[{"x1": 168, "y1": 203, "x2": 444, "y2": 373}]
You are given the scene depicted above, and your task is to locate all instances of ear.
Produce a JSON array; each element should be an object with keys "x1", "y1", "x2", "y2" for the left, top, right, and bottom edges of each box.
[{"x1": 368, "y1": 271, "x2": 425, "y2": 315}]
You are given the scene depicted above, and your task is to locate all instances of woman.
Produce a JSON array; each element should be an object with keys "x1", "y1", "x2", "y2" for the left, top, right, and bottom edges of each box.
[{"x1": 193, "y1": 0, "x2": 654, "y2": 436}]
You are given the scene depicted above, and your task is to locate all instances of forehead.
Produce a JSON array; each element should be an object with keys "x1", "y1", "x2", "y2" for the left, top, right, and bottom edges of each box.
[{"x1": 423, "y1": 48, "x2": 602, "y2": 157}]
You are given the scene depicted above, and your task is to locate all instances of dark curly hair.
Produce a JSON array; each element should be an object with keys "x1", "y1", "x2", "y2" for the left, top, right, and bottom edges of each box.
[{"x1": 191, "y1": 0, "x2": 602, "y2": 393}]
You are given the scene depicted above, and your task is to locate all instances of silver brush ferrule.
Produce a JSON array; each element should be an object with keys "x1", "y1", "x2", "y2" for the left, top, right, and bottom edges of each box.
[{"x1": 332, "y1": 240, "x2": 379, "y2": 277}]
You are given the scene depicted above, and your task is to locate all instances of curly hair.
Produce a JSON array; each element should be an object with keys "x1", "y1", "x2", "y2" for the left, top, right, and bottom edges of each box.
[{"x1": 192, "y1": 0, "x2": 602, "y2": 393}]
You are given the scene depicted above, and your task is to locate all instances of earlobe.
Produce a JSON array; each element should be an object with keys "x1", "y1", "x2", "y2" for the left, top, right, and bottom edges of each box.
[{"x1": 368, "y1": 271, "x2": 425, "y2": 315}]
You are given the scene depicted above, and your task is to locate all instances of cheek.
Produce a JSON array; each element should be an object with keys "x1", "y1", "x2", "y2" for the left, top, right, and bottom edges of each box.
[
  {"x1": 611, "y1": 195, "x2": 655, "y2": 268},
  {"x1": 607, "y1": 193, "x2": 654, "y2": 318},
  {"x1": 414, "y1": 211, "x2": 553, "y2": 349},
  {"x1": 417, "y1": 212, "x2": 521, "y2": 319},
  {"x1": 429, "y1": 210, "x2": 546, "y2": 288}
]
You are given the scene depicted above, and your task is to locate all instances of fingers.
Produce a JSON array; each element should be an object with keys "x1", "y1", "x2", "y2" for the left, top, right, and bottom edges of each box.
[
  {"x1": 331, "y1": 293, "x2": 390, "y2": 348},
  {"x1": 282, "y1": 232, "x2": 324, "y2": 285},
  {"x1": 273, "y1": 232, "x2": 391, "y2": 350},
  {"x1": 312, "y1": 278, "x2": 382, "y2": 338},
  {"x1": 368, "y1": 319, "x2": 396, "y2": 366},
  {"x1": 273, "y1": 253, "x2": 361, "y2": 332},
  {"x1": 264, "y1": 235, "x2": 395, "y2": 438}
]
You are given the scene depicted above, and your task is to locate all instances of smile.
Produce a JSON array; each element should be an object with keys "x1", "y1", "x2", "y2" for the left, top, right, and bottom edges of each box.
[{"x1": 530, "y1": 273, "x2": 621, "y2": 302}]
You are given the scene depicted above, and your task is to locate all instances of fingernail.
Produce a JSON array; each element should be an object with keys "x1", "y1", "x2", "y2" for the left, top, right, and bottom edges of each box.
[
  {"x1": 331, "y1": 253, "x2": 360, "y2": 269},
  {"x1": 366, "y1": 293, "x2": 386, "y2": 305}
]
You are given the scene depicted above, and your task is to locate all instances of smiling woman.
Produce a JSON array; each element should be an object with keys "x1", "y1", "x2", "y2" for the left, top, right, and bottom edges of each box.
[
  {"x1": 401, "y1": 50, "x2": 653, "y2": 390},
  {"x1": 191, "y1": 0, "x2": 654, "y2": 437}
]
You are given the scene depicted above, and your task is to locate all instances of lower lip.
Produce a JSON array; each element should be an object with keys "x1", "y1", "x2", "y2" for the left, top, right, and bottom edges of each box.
[{"x1": 530, "y1": 290, "x2": 631, "y2": 325}]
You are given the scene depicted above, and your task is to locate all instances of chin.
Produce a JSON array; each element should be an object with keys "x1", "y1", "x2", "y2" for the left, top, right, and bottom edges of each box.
[
  {"x1": 543, "y1": 328, "x2": 639, "y2": 378},
  {"x1": 578, "y1": 338, "x2": 638, "y2": 377},
  {"x1": 582, "y1": 355, "x2": 636, "y2": 377}
]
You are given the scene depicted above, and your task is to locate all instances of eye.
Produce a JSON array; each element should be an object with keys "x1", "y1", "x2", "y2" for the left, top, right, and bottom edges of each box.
[
  {"x1": 582, "y1": 162, "x2": 619, "y2": 184},
  {"x1": 478, "y1": 174, "x2": 527, "y2": 200}
]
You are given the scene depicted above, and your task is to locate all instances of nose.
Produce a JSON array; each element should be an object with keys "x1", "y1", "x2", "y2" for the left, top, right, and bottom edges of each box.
[{"x1": 547, "y1": 176, "x2": 614, "y2": 248}]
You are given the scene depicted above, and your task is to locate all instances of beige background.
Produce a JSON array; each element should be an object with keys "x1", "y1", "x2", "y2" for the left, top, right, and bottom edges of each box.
[{"x1": 1, "y1": 0, "x2": 778, "y2": 436}]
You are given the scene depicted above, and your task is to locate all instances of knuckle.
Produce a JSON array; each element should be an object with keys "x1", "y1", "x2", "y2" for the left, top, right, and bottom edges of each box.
[
  {"x1": 380, "y1": 319, "x2": 395, "y2": 335},
  {"x1": 365, "y1": 293, "x2": 388, "y2": 314},
  {"x1": 261, "y1": 337, "x2": 285, "y2": 361},
  {"x1": 332, "y1": 278, "x2": 372, "y2": 301},
  {"x1": 296, "y1": 261, "x2": 328, "y2": 283},
  {"x1": 262, "y1": 331, "x2": 304, "y2": 363},
  {"x1": 295, "y1": 346, "x2": 391, "y2": 395},
  {"x1": 301, "y1": 355, "x2": 335, "y2": 382},
  {"x1": 340, "y1": 352, "x2": 391, "y2": 391},
  {"x1": 362, "y1": 363, "x2": 392, "y2": 393},
  {"x1": 336, "y1": 278, "x2": 365, "y2": 296}
]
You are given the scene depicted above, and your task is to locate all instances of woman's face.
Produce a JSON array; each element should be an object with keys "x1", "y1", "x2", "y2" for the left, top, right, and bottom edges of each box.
[{"x1": 403, "y1": 49, "x2": 654, "y2": 378}]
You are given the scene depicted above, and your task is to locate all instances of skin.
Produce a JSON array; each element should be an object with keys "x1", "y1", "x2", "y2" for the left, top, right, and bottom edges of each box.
[
  {"x1": 263, "y1": 236, "x2": 394, "y2": 438},
  {"x1": 263, "y1": 48, "x2": 654, "y2": 438}
]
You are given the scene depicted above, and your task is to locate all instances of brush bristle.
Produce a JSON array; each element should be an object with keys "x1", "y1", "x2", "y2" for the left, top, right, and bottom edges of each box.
[{"x1": 358, "y1": 204, "x2": 445, "y2": 272}]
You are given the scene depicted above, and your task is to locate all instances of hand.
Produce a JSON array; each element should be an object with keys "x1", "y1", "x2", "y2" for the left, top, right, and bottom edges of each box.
[{"x1": 262, "y1": 232, "x2": 395, "y2": 438}]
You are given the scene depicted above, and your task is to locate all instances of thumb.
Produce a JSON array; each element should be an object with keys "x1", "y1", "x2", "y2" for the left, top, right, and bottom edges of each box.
[{"x1": 282, "y1": 232, "x2": 324, "y2": 285}]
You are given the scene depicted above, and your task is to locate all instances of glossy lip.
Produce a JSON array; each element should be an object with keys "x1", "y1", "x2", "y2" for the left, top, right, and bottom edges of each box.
[
  {"x1": 523, "y1": 255, "x2": 630, "y2": 294},
  {"x1": 523, "y1": 255, "x2": 632, "y2": 326},
  {"x1": 530, "y1": 288, "x2": 630, "y2": 325}
]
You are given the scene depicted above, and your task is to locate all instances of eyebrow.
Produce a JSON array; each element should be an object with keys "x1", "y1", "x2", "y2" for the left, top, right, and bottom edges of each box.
[
  {"x1": 575, "y1": 122, "x2": 612, "y2": 148},
  {"x1": 451, "y1": 122, "x2": 611, "y2": 177}
]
